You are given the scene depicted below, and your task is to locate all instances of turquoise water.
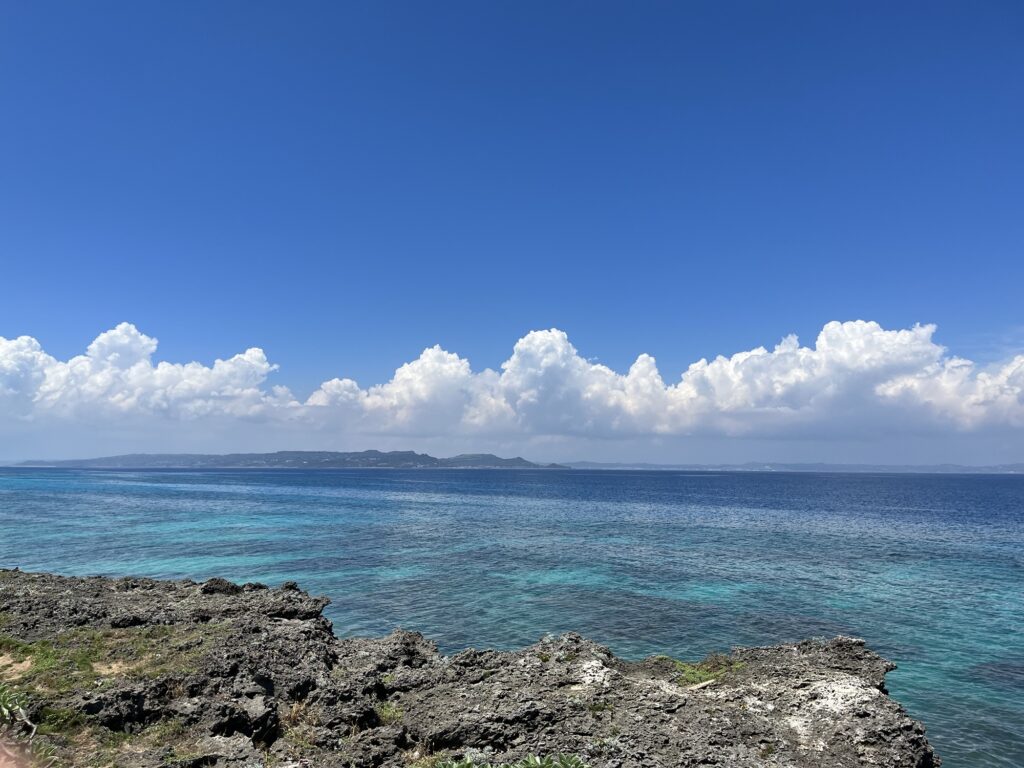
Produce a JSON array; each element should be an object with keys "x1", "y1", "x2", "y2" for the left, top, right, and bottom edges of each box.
[{"x1": 0, "y1": 468, "x2": 1021, "y2": 766}]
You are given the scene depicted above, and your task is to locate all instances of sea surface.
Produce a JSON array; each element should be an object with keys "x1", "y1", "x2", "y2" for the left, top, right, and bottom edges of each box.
[{"x1": 0, "y1": 468, "x2": 1021, "y2": 766}]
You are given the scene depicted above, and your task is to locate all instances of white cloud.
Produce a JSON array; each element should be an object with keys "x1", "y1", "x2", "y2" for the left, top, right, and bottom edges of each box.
[
  {"x1": 2, "y1": 320, "x2": 1023, "y2": 459},
  {"x1": 2, "y1": 323, "x2": 285, "y2": 422}
]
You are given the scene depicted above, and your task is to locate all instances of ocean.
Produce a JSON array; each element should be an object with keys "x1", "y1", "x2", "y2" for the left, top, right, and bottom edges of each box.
[{"x1": 0, "y1": 467, "x2": 1020, "y2": 766}]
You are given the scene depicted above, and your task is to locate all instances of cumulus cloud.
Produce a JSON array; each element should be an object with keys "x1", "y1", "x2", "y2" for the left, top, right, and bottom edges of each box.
[
  {"x1": 1, "y1": 323, "x2": 286, "y2": 422},
  {"x1": 1, "y1": 320, "x2": 1022, "y2": 455}
]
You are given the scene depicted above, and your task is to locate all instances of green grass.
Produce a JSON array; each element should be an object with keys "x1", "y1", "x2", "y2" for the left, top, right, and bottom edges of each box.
[
  {"x1": 375, "y1": 701, "x2": 404, "y2": 725},
  {"x1": 0, "y1": 634, "x2": 35, "y2": 657},
  {"x1": 0, "y1": 623, "x2": 233, "y2": 767},
  {"x1": 0, "y1": 623, "x2": 229, "y2": 693},
  {"x1": 36, "y1": 706, "x2": 86, "y2": 735},
  {"x1": 666, "y1": 653, "x2": 745, "y2": 686},
  {"x1": 31, "y1": 716, "x2": 195, "y2": 768},
  {"x1": 139, "y1": 716, "x2": 188, "y2": 742}
]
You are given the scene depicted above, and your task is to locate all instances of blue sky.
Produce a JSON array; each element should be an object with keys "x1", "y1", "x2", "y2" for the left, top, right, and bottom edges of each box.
[{"x1": 1, "y1": 2, "x2": 1023, "y2": 462}]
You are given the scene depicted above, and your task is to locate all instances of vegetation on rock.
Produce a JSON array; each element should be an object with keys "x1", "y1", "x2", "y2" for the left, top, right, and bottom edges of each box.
[
  {"x1": 0, "y1": 569, "x2": 939, "y2": 768},
  {"x1": 651, "y1": 652, "x2": 747, "y2": 686}
]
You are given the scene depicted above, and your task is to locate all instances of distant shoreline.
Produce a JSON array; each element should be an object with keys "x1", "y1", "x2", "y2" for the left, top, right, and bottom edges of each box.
[
  {"x1": 12, "y1": 450, "x2": 567, "y2": 471},
  {"x1": 565, "y1": 461, "x2": 1024, "y2": 475},
  {"x1": 4, "y1": 454, "x2": 1019, "y2": 473},
  {"x1": 8, "y1": 464, "x2": 566, "y2": 471}
]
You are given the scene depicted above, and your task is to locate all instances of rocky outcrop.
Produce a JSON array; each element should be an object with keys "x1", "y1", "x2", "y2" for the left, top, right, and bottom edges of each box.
[{"x1": 0, "y1": 569, "x2": 938, "y2": 767}]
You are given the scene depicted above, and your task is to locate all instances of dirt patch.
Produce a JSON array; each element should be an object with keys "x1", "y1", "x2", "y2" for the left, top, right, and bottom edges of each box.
[
  {"x1": 0, "y1": 654, "x2": 31, "y2": 679},
  {"x1": 91, "y1": 659, "x2": 134, "y2": 676},
  {"x1": 0, "y1": 743, "x2": 31, "y2": 768}
]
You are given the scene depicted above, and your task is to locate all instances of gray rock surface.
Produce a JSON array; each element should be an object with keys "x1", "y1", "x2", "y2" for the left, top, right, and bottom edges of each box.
[{"x1": 0, "y1": 569, "x2": 939, "y2": 767}]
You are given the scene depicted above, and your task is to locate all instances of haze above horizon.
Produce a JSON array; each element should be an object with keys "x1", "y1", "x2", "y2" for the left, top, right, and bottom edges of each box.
[{"x1": 2, "y1": 2, "x2": 1022, "y2": 464}]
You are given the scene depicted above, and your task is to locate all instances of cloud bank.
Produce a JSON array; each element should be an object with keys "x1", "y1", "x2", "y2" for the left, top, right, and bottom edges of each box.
[{"x1": 1, "y1": 320, "x2": 1022, "y2": 460}]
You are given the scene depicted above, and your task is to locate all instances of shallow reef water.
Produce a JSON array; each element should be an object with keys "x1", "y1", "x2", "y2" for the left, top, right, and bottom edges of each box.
[{"x1": 0, "y1": 467, "x2": 1021, "y2": 767}]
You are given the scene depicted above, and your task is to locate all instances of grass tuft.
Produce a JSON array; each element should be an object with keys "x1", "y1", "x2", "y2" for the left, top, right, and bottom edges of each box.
[
  {"x1": 669, "y1": 653, "x2": 745, "y2": 686},
  {"x1": 375, "y1": 701, "x2": 403, "y2": 725}
]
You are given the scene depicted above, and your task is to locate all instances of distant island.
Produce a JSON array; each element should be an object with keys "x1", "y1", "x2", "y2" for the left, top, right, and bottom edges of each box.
[
  {"x1": 12, "y1": 452, "x2": 1022, "y2": 474},
  {"x1": 18, "y1": 450, "x2": 566, "y2": 470}
]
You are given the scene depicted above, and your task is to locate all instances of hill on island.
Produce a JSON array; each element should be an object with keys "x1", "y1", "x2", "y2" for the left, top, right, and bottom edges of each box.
[{"x1": 17, "y1": 450, "x2": 565, "y2": 470}]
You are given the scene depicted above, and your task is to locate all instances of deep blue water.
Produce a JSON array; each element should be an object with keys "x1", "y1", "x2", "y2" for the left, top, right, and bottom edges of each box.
[{"x1": 0, "y1": 468, "x2": 1021, "y2": 766}]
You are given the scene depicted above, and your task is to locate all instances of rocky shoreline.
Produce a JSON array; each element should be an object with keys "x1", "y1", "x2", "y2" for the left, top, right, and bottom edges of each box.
[{"x1": 0, "y1": 569, "x2": 938, "y2": 767}]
